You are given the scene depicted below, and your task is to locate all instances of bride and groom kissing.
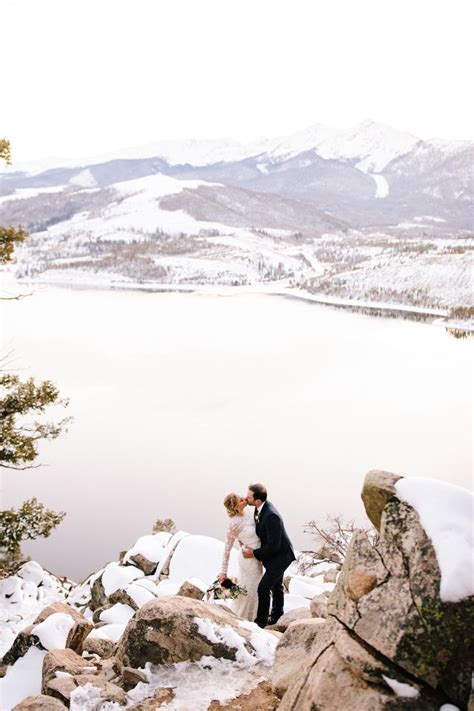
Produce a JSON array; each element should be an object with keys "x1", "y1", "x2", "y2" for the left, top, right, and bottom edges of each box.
[{"x1": 219, "y1": 483, "x2": 295, "y2": 628}]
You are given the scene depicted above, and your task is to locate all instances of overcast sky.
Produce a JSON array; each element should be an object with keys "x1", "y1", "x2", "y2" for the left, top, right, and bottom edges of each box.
[{"x1": 2, "y1": 0, "x2": 473, "y2": 163}]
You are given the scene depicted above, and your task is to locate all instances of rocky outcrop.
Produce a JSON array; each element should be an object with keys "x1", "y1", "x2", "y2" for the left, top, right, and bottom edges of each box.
[
  {"x1": 117, "y1": 596, "x2": 261, "y2": 668},
  {"x1": 275, "y1": 470, "x2": 474, "y2": 710}
]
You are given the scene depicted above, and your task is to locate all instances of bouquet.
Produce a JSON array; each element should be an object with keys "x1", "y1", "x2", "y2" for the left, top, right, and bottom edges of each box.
[{"x1": 206, "y1": 576, "x2": 248, "y2": 601}]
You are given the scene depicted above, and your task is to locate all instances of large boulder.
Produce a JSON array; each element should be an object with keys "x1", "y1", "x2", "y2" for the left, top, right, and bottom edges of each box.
[
  {"x1": 41, "y1": 648, "x2": 93, "y2": 694},
  {"x1": 278, "y1": 471, "x2": 474, "y2": 710},
  {"x1": 116, "y1": 595, "x2": 275, "y2": 668},
  {"x1": 12, "y1": 695, "x2": 66, "y2": 710},
  {"x1": 272, "y1": 618, "x2": 326, "y2": 697}
]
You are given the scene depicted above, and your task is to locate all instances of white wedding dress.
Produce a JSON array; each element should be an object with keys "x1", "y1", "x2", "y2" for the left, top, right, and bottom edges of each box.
[{"x1": 221, "y1": 507, "x2": 263, "y2": 621}]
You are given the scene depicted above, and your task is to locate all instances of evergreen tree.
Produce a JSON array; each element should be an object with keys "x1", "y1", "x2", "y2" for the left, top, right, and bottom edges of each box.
[{"x1": 0, "y1": 139, "x2": 69, "y2": 561}]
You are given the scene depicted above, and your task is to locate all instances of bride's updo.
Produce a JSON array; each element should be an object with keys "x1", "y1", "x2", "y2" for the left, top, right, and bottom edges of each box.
[{"x1": 224, "y1": 493, "x2": 242, "y2": 517}]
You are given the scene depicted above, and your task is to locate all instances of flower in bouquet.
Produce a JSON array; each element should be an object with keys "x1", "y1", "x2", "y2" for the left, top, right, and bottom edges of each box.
[{"x1": 207, "y1": 577, "x2": 248, "y2": 600}]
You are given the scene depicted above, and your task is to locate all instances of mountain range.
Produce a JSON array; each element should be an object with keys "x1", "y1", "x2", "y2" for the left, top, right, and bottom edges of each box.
[{"x1": 0, "y1": 120, "x2": 472, "y2": 315}]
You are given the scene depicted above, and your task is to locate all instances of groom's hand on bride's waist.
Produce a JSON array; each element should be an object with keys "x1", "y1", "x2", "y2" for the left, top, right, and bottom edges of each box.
[{"x1": 242, "y1": 547, "x2": 254, "y2": 559}]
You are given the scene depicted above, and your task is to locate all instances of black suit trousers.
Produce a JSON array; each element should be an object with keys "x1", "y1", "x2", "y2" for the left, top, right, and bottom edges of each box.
[{"x1": 255, "y1": 558, "x2": 289, "y2": 626}]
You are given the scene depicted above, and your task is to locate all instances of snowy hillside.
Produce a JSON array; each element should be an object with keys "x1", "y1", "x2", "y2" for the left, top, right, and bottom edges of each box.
[{"x1": 0, "y1": 169, "x2": 472, "y2": 318}]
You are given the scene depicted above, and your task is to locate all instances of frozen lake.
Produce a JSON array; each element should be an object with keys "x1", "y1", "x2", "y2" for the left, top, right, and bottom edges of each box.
[{"x1": 1, "y1": 284, "x2": 472, "y2": 581}]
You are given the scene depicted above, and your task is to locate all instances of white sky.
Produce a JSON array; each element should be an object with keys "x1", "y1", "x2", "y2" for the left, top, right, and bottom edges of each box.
[{"x1": 2, "y1": 0, "x2": 473, "y2": 163}]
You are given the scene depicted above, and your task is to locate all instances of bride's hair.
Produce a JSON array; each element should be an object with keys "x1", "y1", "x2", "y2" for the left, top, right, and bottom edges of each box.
[{"x1": 224, "y1": 493, "x2": 242, "y2": 517}]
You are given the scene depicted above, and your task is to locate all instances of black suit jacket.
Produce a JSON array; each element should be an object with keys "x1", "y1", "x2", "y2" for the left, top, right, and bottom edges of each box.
[{"x1": 253, "y1": 501, "x2": 295, "y2": 569}]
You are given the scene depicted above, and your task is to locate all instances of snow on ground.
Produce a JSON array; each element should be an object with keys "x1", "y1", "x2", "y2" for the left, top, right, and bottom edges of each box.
[
  {"x1": 69, "y1": 169, "x2": 97, "y2": 188},
  {"x1": 0, "y1": 562, "x2": 70, "y2": 658},
  {"x1": 395, "y1": 478, "x2": 474, "y2": 602},
  {"x1": 0, "y1": 185, "x2": 67, "y2": 205},
  {"x1": 372, "y1": 174, "x2": 389, "y2": 198},
  {"x1": 127, "y1": 657, "x2": 269, "y2": 711},
  {"x1": 355, "y1": 160, "x2": 390, "y2": 198},
  {"x1": 288, "y1": 574, "x2": 335, "y2": 599},
  {"x1": 194, "y1": 617, "x2": 277, "y2": 668},
  {"x1": 319, "y1": 251, "x2": 472, "y2": 309},
  {"x1": 0, "y1": 647, "x2": 46, "y2": 710}
]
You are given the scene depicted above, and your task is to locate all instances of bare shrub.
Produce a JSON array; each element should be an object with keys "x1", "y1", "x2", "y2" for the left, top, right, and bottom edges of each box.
[
  {"x1": 297, "y1": 514, "x2": 378, "y2": 574},
  {"x1": 153, "y1": 518, "x2": 176, "y2": 534}
]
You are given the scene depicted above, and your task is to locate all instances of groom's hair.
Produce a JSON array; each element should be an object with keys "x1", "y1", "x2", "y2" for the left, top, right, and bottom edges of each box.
[{"x1": 249, "y1": 483, "x2": 267, "y2": 502}]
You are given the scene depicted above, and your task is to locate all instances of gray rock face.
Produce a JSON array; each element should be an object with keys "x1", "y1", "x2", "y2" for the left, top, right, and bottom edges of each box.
[
  {"x1": 276, "y1": 470, "x2": 474, "y2": 710},
  {"x1": 117, "y1": 595, "x2": 257, "y2": 668}
]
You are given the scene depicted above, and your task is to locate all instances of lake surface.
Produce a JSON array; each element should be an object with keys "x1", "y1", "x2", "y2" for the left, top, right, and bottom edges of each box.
[{"x1": 1, "y1": 283, "x2": 472, "y2": 581}]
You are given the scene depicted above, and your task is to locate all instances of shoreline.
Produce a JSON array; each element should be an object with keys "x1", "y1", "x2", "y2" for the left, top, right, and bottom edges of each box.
[{"x1": 3, "y1": 273, "x2": 474, "y2": 333}]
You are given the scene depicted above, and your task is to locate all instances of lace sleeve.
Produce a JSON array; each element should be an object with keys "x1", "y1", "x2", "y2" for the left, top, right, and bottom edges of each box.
[{"x1": 221, "y1": 520, "x2": 241, "y2": 574}]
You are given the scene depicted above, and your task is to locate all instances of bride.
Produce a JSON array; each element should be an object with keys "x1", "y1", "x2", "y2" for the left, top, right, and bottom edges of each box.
[{"x1": 218, "y1": 493, "x2": 263, "y2": 621}]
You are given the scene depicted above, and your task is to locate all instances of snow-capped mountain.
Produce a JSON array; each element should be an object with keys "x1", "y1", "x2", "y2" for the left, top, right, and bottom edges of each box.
[
  {"x1": 1, "y1": 119, "x2": 419, "y2": 174},
  {"x1": 1, "y1": 119, "x2": 470, "y2": 230}
]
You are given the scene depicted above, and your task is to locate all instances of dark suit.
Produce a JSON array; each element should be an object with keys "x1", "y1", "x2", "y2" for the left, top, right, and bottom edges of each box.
[{"x1": 252, "y1": 500, "x2": 296, "y2": 627}]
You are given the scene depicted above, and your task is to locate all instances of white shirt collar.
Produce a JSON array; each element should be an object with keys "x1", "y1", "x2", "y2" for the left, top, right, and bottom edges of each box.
[{"x1": 256, "y1": 502, "x2": 265, "y2": 515}]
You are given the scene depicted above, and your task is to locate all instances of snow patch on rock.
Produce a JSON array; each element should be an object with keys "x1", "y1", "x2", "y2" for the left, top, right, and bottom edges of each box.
[{"x1": 395, "y1": 477, "x2": 474, "y2": 602}]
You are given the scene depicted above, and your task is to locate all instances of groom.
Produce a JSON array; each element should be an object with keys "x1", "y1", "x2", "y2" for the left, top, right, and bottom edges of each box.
[{"x1": 242, "y1": 483, "x2": 295, "y2": 628}]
